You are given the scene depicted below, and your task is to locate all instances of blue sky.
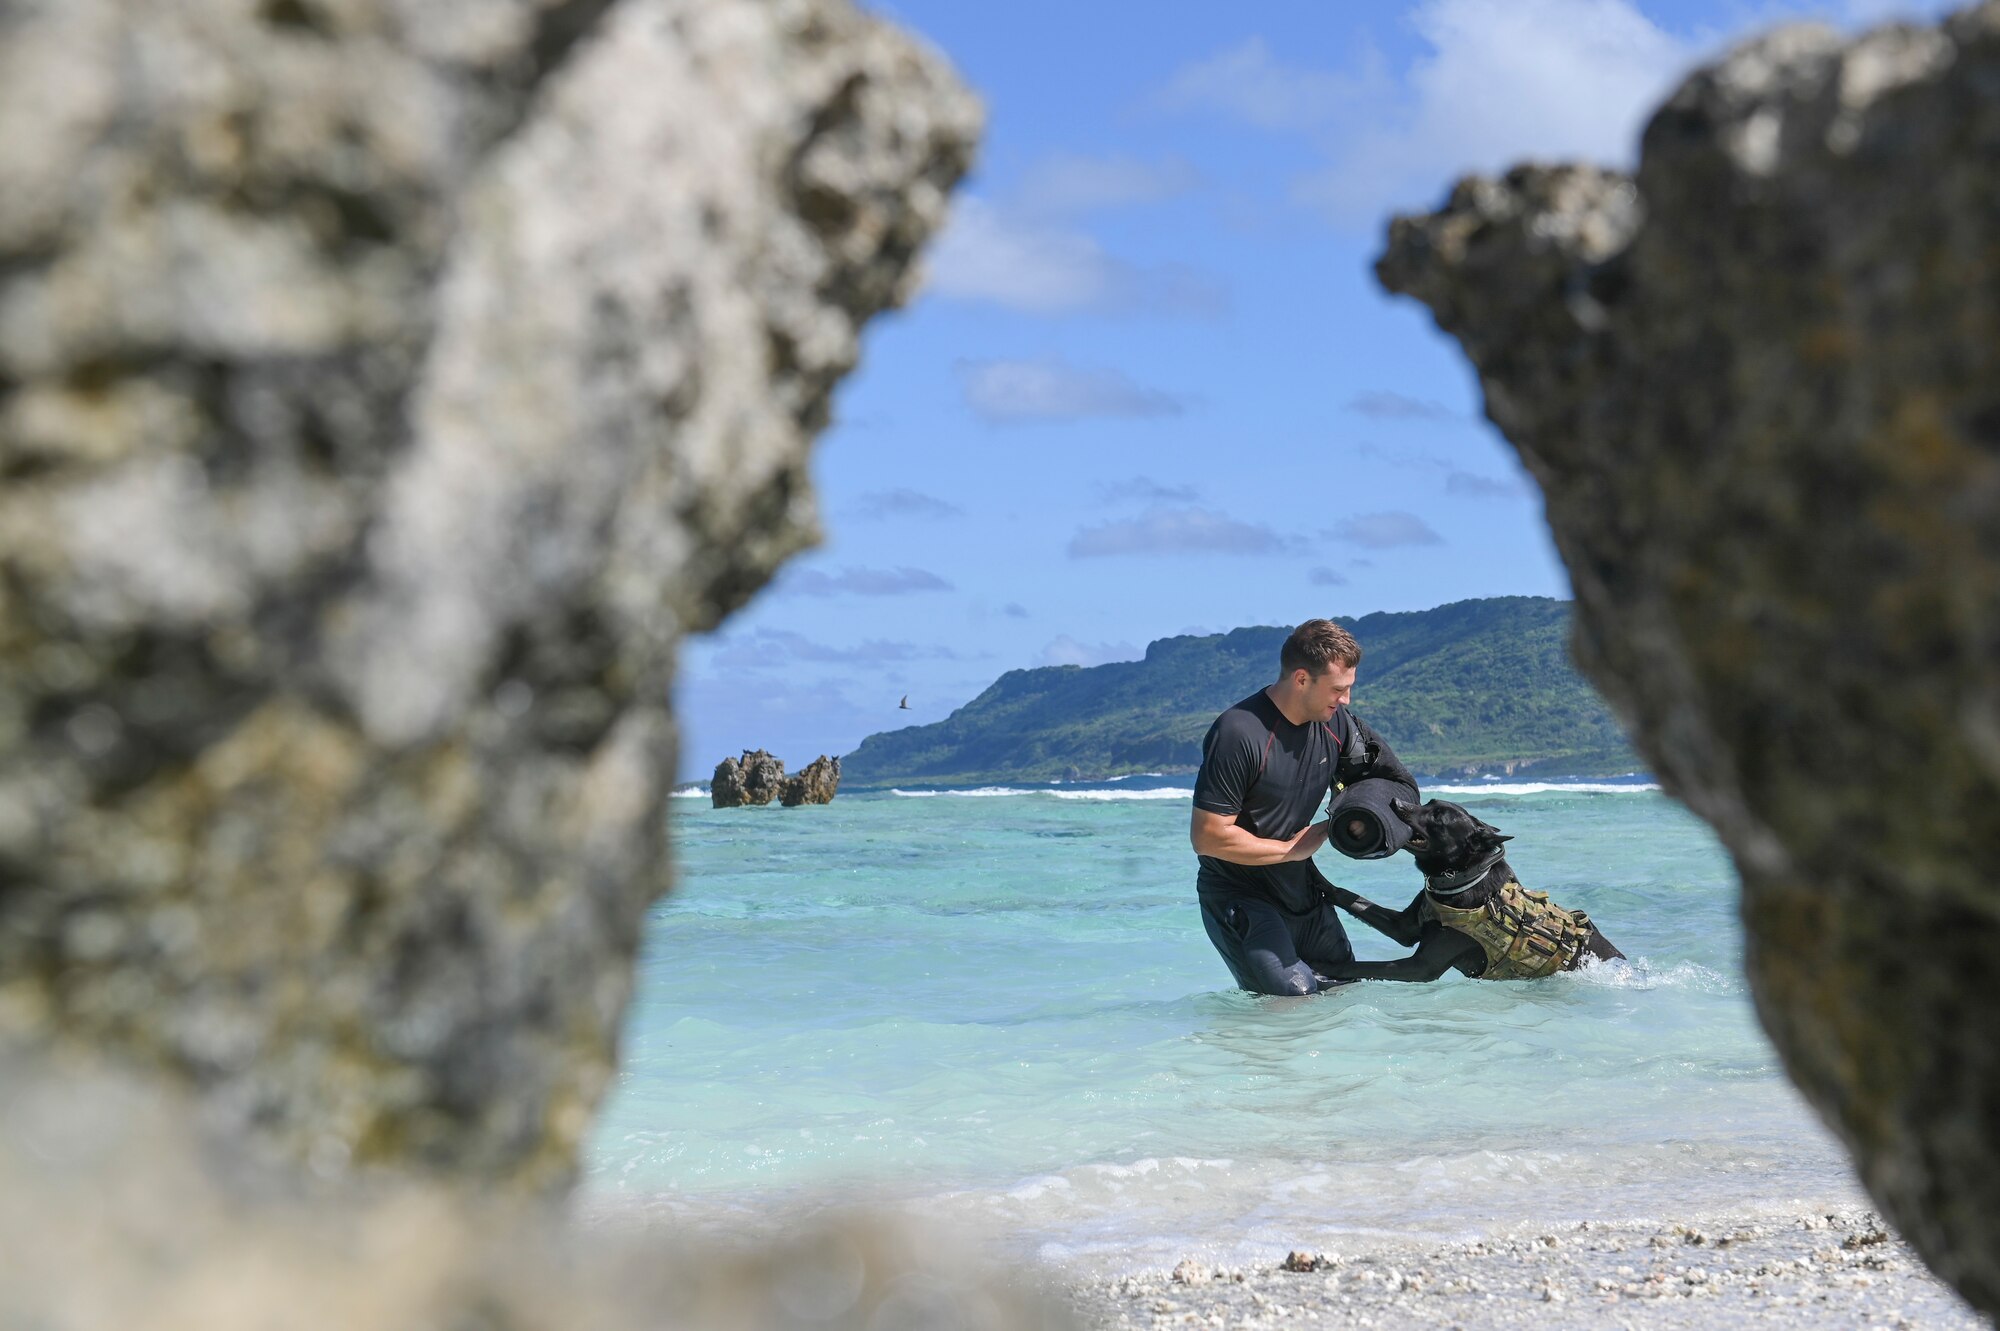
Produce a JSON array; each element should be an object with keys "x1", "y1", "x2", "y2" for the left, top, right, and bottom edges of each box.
[{"x1": 677, "y1": 0, "x2": 1958, "y2": 781}]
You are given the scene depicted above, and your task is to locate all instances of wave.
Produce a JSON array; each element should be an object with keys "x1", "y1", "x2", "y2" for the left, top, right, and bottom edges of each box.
[
  {"x1": 670, "y1": 787, "x2": 709, "y2": 799},
  {"x1": 888, "y1": 781, "x2": 1653, "y2": 800},
  {"x1": 1427, "y1": 782, "x2": 1660, "y2": 796},
  {"x1": 887, "y1": 781, "x2": 1657, "y2": 800},
  {"x1": 890, "y1": 1139, "x2": 1857, "y2": 1275},
  {"x1": 1045, "y1": 788, "x2": 1189, "y2": 801},
  {"x1": 890, "y1": 786, "x2": 1191, "y2": 801},
  {"x1": 1565, "y1": 957, "x2": 1736, "y2": 993}
]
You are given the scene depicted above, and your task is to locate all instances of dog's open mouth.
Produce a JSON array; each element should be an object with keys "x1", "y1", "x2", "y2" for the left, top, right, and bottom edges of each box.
[{"x1": 1404, "y1": 831, "x2": 1428, "y2": 850}]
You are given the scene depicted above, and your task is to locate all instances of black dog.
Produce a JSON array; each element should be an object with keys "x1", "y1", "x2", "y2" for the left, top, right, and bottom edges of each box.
[{"x1": 1316, "y1": 797, "x2": 1623, "y2": 982}]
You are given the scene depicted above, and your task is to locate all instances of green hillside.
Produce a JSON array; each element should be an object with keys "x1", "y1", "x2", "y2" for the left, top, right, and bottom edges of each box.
[{"x1": 842, "y1": 597, "x2": 1641, "y2": 787}]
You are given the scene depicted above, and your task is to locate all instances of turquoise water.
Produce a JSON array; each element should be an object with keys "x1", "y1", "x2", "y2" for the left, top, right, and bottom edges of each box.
[{"x1": 584, "y1": 783, "x2": 1862, "y2": 1270}]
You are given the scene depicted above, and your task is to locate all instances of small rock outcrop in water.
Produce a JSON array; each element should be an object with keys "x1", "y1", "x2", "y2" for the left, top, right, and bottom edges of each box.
[
  {"x1": 781, "y1": 755, "x2": 842, "y2": 805},
  {"x1": 711, "y1": 751, "x2": 840, "y2": 805},
  {"x1": 1377, "y1": 1, "x2": 2000, "y2": 1315},
  {"x1": 0, "y1": 0, "x2": 975, "y2": 1207},
  {"x1": 711, "y1": 749, "x2": 786, "y2": 807}
]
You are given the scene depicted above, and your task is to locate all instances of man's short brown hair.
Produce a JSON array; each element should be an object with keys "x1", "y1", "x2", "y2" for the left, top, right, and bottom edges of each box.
[{"x1": 1280, "y1": 618, "x2": 1361, "y2": 678}]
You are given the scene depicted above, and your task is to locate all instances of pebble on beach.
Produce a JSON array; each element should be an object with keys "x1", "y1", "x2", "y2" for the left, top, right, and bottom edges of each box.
[{"x1": 1060, "y1": 1207, "x2": 1982, "y2": 1330}]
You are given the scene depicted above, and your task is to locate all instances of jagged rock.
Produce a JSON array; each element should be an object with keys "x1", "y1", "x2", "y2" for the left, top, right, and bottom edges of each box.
[
  {"x1": 1377, "y1": 1, "x2": 2000, "y2": 1314},
  {"x1": 0, "y1": 0, "x2": 977, "y2": 1206},
  {"x1": 711, "y1": 755, "x2": 745, "y2": 806},
  {"x1": 780, "y1": 754, "x2": 841, "y2": 806},
  {"x1": 711, "y1": 749, "x2": 786, "y2": 807}
]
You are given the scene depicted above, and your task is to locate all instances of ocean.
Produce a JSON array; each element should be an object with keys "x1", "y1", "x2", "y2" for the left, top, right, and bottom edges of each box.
[{"x1": 581, "y1": 781, "x2": 1865, "y2": 1272}]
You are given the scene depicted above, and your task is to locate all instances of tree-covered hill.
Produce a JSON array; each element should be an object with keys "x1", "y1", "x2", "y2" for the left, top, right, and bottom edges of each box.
[{"x1": 842, "y1": 597, "x2": 1641, "y2": 787}]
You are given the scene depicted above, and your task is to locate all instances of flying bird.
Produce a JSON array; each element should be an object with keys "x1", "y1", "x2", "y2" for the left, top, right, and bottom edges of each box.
[{"x1": 898, "y1": 695, "x2": 910, "y2": 709}]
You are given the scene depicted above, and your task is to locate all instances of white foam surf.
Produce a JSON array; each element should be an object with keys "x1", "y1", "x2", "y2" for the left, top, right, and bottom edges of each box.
[
  {"x1": 888, "y1": 781, "x2": 1655, "y2": 799},
  {"x1": 889, "y1": 786, "x2": 1192, "y2": 801},
  {"x1": 1044, "y1": 788, "x2": 1190, "y2": 801},
  {"x1": 1427, "y1": 782, "x2": 1660, "y2": 796}
]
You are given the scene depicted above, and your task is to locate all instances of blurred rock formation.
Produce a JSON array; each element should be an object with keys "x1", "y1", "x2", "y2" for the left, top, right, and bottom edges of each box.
[
  {"x1": 0, "y1": 0, "x2": 975, "y2": 1209},
  {"x1": 1377, "y1": 0, "x2": 2000, "y2": 1314},
  {"x1": 781, "y1": 754, "x2": 841, "y2": 805},
  {"x1": 0, "y1": 1058, "x2": 1064, "y2": 1331}
]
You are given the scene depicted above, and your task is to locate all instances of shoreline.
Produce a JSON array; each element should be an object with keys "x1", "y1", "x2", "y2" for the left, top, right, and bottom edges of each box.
[{"x1": 1052, "y1": 1205, "x2": 1986, "y2": 1330}]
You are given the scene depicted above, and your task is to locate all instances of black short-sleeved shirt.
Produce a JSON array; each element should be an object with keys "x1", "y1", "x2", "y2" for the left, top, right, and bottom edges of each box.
[{"x1": 1192, "y1": 690, "x2": 1358, "y2": 912}]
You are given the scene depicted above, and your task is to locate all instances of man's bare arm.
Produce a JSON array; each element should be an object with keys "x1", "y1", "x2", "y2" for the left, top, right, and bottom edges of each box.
[{"x1": 1190, "y1": 807, "x2": 1328, "y2": 865}]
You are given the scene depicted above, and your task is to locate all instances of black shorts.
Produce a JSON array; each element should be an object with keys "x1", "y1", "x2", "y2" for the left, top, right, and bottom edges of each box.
[{"x1": 1198, "y1": 890, "x2": 1355, "y2": 996}]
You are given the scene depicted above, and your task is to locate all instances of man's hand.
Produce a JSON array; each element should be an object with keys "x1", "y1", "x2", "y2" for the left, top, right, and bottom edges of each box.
[
  {"x1": 1283, "y1": 820, "x2": 1331, "y2": 861},
  {"x1": 1191, "y1": 808, "x2": 1328, "y2": 865}
]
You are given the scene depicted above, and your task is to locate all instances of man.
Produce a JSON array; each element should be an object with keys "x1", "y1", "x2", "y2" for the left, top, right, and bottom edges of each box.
[{"x1": 1189, "y1": 619, "x2": 1418, "y2": 995}]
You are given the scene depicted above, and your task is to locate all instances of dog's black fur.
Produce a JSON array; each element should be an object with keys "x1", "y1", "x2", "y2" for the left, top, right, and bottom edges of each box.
[{"x1": 1315, "y1": 797, "x2": 1623, "y2": 982}]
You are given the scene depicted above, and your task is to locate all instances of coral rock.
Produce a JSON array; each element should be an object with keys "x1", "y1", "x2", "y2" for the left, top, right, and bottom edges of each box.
[
  {"x1": 0, "y1": 0, "x2": 978, "y2": 1197},
  {"x1": 712, "y1": 749, "x2": 786, "y2": 807},
  {"x1": 1376, "y1": 0, "x2": 2000, "y2": 1315},
  {"x1": 780, "y1": 755, "x2": 841, "y2": 806}
]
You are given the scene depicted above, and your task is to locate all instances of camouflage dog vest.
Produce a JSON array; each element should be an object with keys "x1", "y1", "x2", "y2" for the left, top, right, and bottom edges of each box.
[{"x1": 1424, "y1": 878, "x2": 1596, "y2": 980}]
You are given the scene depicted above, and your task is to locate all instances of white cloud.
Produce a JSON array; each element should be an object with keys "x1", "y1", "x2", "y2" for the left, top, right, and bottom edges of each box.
[
  {"x1": 776, "y1": 566, "x2": 954, "y2": 597},
  {"x1": 1040, "y1": 635, "x2": 1143, "y2": 668},
  {"x1": 1446, "y1": 470, "x2": 1529, "y2": 499},
  {"x1": 1069, "y1": 505, "x2": 1305, "y2": 558},
  {"x1": 674, "y1": 674, "x2": 874, "y2": 779},
  {"x1": 959, "y1": 358, "x2": 1184, "y2": 424},
  {"x1": 708, "y1": 629, "x2": 962, "y2": 669},
  {"x1": 1155, "y1": 36, "x2": 1392, "y2": 131},
  {"x1": 1096, "y1": 475, "x2": 1200, "y2": 504},
  {"x1": 1348, "y1": 390, "x2": 1460, "y2": 421},
  {"x1": 848, "y1": 489, "x2": 964, "y2": 521},
  {"x1": 1309, "y1": 566, "x2": 1350, "y2": 586},
  {"x1": 925, "y1": 199, "x2": 1226, "y2": 317},
  {"x1": 927, "y1": 199, "x2": 1111, "y2": 313},
  {"x1": 1349, "y1": 441, "x2": 1532, "y2": 500},
  {"x1": 1159, "y1": 3, "x2": 1699, "y2": 228},
  {"x1": 1015, "y1": 154, "x2": 1201, "y2": 217},
  {"x1": 1300, "y1": 0, "x2": 1695, "y2": 222},
  {"x1": 1325, "y1": 512, "x2": 1445, "y2": 548},
  {"x1": 1835, "y1": 0, "x2": 1962, "y2": 22}
]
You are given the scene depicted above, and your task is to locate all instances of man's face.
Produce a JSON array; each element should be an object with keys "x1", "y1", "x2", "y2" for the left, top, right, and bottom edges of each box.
[{"x1": 1299, "y1": 662, "x2": 1356, "y2": 721}]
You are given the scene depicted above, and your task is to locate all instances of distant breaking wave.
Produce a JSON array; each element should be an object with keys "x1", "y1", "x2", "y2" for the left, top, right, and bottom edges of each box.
[
  {"x1": 889, "y1": 781, "x2": 1657, "y2": 800},
  {"x1": 1427, "y1": 782, "x2": 1660, "y2": 796},
  {"x1": 1047, "y1": 788, "x2": 1189, "y2": 801},
  {"x1": 889, "y1": 786, "x2": 1189, "y2": 801}
]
